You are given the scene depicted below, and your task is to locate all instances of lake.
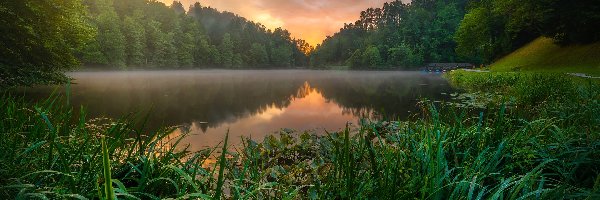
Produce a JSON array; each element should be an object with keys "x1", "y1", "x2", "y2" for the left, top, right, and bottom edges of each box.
[{"x1": 16, "y1": 70, "x2": 455, "y2": 150}]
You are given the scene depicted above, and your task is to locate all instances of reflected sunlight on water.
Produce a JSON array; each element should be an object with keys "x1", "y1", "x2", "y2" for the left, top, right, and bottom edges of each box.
[{"x1": 178, "y1": 81, "x2": 358, "y2": 150}]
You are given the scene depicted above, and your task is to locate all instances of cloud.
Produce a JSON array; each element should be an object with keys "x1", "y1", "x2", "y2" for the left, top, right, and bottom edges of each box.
[{"x1": 159, "y1": 0, "x2": 411, "y2": 45}]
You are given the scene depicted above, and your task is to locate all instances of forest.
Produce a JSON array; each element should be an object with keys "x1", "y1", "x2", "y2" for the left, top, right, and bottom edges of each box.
[
  {"x1": 0, "y1": 0, "x2": 311, "y2": 87},
  {"x1": 311, "y1": 0, "x2": 600, "y2": 69},
  {"x1": 2, "y1": 0, "x2": 598, "y2": 86},
  {"x1": 310, "y1": 0, "x2": 469, "y2": 68},
  {"x1": 80, "y1": 0, "x2": 311, "y2": 68}
]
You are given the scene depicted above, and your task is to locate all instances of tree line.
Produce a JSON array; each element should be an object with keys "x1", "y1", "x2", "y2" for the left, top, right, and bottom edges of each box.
[
  {"x1": 1, "y1": 0, "x2": 312, "y2": 87},
  {"x1": 310, "y1": 0, "x2": 469, "y2": 69},
  {"x1": 310, "y1": 0, "x2": 600, "y2": 69},
  {"x1": 80, "y1": 0, "x2": 311, "y2": 69},
  {"x1": 2, "y1": 0, "x2": 599, "y2": 87}
]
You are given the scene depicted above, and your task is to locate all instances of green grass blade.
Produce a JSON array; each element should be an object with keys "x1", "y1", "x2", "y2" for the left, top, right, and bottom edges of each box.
[
  {"x1": 101, "y1": 136, "x2": 116, "y2": 200},
  {"x1": 214, "y1": 130, "x2": 230, "y2": 199}
]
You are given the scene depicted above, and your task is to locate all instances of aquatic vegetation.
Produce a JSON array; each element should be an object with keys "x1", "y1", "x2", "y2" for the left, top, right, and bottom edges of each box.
[{"x1": 1, "y1": 77, "x2": 599, "y2": 199}]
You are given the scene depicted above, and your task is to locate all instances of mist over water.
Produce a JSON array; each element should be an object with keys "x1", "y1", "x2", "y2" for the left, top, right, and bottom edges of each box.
[{"x1": 16, "y1": 70, "x2": 455, "y2": 149}]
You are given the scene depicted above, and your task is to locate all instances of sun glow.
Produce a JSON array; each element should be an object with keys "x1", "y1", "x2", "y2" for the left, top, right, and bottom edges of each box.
[
  {"x1": 255, "y1": 13, "x2": 285, "y2": 29},
  {"x1": 158, "y1": 0, "x2": 406, "y2": 45}
]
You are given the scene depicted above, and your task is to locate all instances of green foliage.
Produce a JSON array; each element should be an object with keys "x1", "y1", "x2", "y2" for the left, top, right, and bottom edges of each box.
[
  {"x1": 232, "y1": 53, "x2": 243, "y2": 68},
  {"x1": 248, "y1": 43, "x2": 269, "y2": 66},
  {"x1": 100, "y1": 136, "x2": 115, "y2": 200},
  {"x1": 80, "y1": 39, "x2": 108, "y2": 65},
  {"x1": 174, "y1": 28, "x2": 196, "y2": 67},
  {"x1": 454, "y1": 7, "x2": 491, "y2": 63},
  {"x1": 446, "y1": 71, "x2": 600, "y2": 121},
  {"x1": 271, "y1": 45, "x2": 293, "y2": 67},
  {"x1": 94, "y1": 0, "x2": 126, "y2": 68},
  {"x1": 219, "y1": 33, "x2": 235, "y2": 68},
  {"x1": 387, "y1": 44, "x2": 424, "y2": 67},
  {"x1": 208, "y1": 45, "x2": 222, "y2": 66},
  {"x1": 145, "y1": 20, "x2": 169, "y2": 67},
  {"x1": 0, "y1": 94, "x2": 216, "y2": 198},
  {"x1": 312, "y1": 0, "x2": 468, "y2": 69},
  {"x1": 213, "y1": 131, "x2": 228, "y2": 199},
  {"x1": 92, "y1": 1, "x2": 310, "y2": 69},
  {"x1": 164, "y1": 32, "x2": 179, "y2": 67},
  {"x1": 455, "y1": 0, "x2": 600, "y2": 64},
  {"x1": 361, "y1": 46, "x2": 383, "y2": 68},
  {"x1": 387, "y1": 45, "x2": 410, "y2": 66},
  {"x1": 454, "y1": 0, "x2": 541, "y2": 64},
  {"x1": 193, "y1": 35, "x2": 214, "y2": 66},
  {"x1": 0, "y1": 0, "x2": 94, "y2": 87},
  {"x1": 2, "y1": 0, "x2": 310, "y2": 75},
  {"x1": 347, "y1": 49, "x2": 363, "y2": 68},
  {"x1": 122, "y1": 14, "x2": 147, "y2": 67}
]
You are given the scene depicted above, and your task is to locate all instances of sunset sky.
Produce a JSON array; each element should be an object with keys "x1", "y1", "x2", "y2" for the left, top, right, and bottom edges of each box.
[{"x1": 158, "y1": 0, "x2": 410, "y2": 45}]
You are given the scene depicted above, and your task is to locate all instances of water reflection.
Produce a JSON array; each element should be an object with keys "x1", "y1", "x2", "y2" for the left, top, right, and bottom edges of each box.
[
  {"x1": 14, "y1": 70, "x2": 455, "y2": 148},
  {"x1": 178, "y1": 82, "x2": 358, "y2": 150}
]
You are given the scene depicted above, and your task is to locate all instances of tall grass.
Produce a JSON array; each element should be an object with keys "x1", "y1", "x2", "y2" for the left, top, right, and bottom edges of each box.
[
  {"x1": 0, "y1": 94, "x2": 217, "y2": 198},
  {"x1": 1, "y1": 72, "x2": 599, "y2": 199},
  {"x1": 220, "y1": 102, "x2": 599, "y2": 199}
]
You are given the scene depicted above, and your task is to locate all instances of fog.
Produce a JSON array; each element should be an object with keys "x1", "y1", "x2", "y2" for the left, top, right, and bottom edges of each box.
[{"x1": 17, "y1": 69, "x2": 454, "y2": 148}]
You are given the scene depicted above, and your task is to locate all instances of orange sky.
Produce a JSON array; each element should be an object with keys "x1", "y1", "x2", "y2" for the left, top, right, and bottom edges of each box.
[{"x1": 158, "y1": 0, "x2": 410, "y2": 46}]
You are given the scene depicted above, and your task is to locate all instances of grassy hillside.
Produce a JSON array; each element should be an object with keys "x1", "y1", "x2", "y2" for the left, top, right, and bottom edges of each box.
[{"x1": 491, "y1": 37, "x2": 600, "y2": 75}]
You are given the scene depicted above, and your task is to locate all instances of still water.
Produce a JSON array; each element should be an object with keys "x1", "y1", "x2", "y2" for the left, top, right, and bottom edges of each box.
[{"x1": 17, "y1": 70, "x2": 455, "y2": 150}]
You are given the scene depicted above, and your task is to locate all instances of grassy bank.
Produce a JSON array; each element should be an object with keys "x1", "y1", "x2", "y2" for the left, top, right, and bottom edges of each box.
[
  {"x1": 490, "y1": 37, "x2": 600, "y2": 76},
  {"x1": 2, "y1": 72, "x2": 600, "y2": 199}
]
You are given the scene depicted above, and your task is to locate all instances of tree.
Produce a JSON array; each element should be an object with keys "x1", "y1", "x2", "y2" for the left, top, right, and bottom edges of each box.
[
  {"x1": 292, "y1": 39, "x2": 312, "y2": 66},
  {"x1": 455, "y1": 0, "x2": 600, "y2": 64},
  {"x1": 232, "y1": 53, "x2": 243, "y2": 67},
  {"x1": 164, "y1": 32, "x2": 179, "y2": 67},
  {"x1": 123, "y1": 12, "x2": 146, "y2": 66},
  {"x1": 406, "y1": 46, "x2": 424, "y2": 67},
  {"x1": 539, "y1": 0, "x2": 600, "y2": 44},
  {"x1": 248, "y1": 43, "x2": 269, "y2": 66},
  {"x1": 347, "y1": 49, "x2": 364, "y2": 68},
  {"x1": 270, "y1": 45, "x2": 293, "y2": 67},
  {"x1": 170, "y1": 1, "x2": 185, "y2": 16},
  {"x1": 95, "y1": 0, "x2": 126, "y2": 67},
  {"x1": 2, "y1": 0, "x2": 310, "y2": 78},
  {"x1": 0, "y1": 0, "x2": 93, "y2": 87},
  {"x1": 454, "y1": 7, "x2": 492, "y2": 63},
  {"x1": 219, "y1": 33, "x2": 234, "y2": 68},
  {"x1": 388, "y1": 44, "x2": 412, "y2": 67},
  {"x1": 362, "y1": 46, "x2": 383, "y2": 68},
  {"x1": 311, "y1": 0, "x2": 469, "y2": 68},
  {"x1": 80, "y1": 39, "x2": 107, "y2": 65},
  {"x1": 193, "y1": 35, "x2": 212, "y2": 67},
  {"x1": 208, "y1": 45, "x2": 221, "y2": 66},
  {"x1": 175, "y1": 31, "x2": 195, "y2": 67},
  {"x1": 146, "y1": 20, "x2": 168, "y2": 67}
]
